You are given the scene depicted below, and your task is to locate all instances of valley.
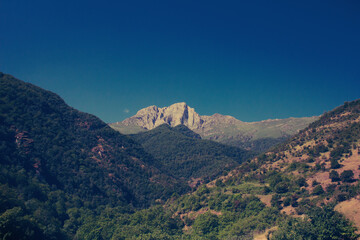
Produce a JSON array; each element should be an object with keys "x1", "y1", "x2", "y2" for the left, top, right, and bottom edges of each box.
[{"x1": 0, "y1": 73, "x2": 359, "y2": 239}]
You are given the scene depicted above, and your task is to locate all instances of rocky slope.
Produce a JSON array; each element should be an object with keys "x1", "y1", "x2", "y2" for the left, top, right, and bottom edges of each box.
[
  {"x1": 110, "y1": 102, "x2": 318, "y2": 152},
  {"x1": 159, "y1": 99, "x2": 360, "y2": 239},
  {"x1": 123, "y1": 102, "x2": 203, "y2": 130}
]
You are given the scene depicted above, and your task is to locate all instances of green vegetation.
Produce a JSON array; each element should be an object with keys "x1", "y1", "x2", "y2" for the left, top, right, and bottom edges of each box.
[
  {"x1": 165, "y1": 183, "x2": 280, "y2": 239},
  {"x1": 329, "y1": 170, "x2": 340, "y2": 182},
  {"x1": 341, "y1": 170, "x2": 355, "y2": 183},
  {"x1": 272, "y1": 205, "x2": 358, "y2": 239},
  {"x1": 222, "y1": 136, "x2": 291, "y2": 153},
  {"x1": 0, "y1": 73, "x2": 187, "y2": 239},
  {"x1": 74, "y1": 206, "x2": 184, "y2": 240},
  {"x1": 131, "y1": 124, "x2": 254, "y2": 182},
  {"x1": 312, "y1": 185, "x2": 325, "y2": 195},
  {"x1": 1, "y1": 73, "x2": 360, "y2": 239}
]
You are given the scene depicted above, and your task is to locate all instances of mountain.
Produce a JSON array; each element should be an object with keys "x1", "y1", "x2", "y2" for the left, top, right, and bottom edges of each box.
[
  {"x1": 130, "y1": 124, "x2": 255, "y2": 187},
  {"x1": 165, "y1": 98, "x2": 360, "y2": 239},
  {"x1": 1, "y1": 72, "x2": 358, "y2": 239},
  {"x1": 124, "y1": 102, "x2": 202, "y2": 130},
  {"x1": 80, "y1": 99, "x2": 360, "y2": 240},
  {"x1": 110, "y1": 102, "x2": 318, "y2": 152},
  {"x1": 0, "y1": 73, "x2": 187, "y2": 239},
  {"x1": 0, "y1": 73, "x2": 189, "y2": 207}
]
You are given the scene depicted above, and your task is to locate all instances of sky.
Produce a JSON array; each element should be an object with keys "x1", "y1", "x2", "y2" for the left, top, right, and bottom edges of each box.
[{"x1": 1, "y1": 0, "x2": 360, "y2": 123}]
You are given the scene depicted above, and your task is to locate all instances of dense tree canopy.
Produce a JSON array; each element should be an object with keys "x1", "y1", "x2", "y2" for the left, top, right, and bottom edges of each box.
[{"x1": 131, "y1": 124, "x2": 254, "y2": 181}]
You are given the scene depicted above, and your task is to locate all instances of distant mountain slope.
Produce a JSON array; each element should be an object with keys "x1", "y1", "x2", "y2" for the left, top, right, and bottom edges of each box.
[
  {"x1": 83, "y1": 99, "x2": 360, "y2": 240},
  {"x1": 110, "y1": 102, "x2": 318, "y2": 152},
  {"x1": 0, "y1": 73, "x2": 186, "y2": 207},
  {"x1": 130, "y1": 124, "x2": 254, "y2": 186}
]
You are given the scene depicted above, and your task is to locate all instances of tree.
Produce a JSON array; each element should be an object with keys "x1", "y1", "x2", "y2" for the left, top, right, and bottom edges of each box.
[
  {"x1": 291, "y1": 195, "x2": 299, "y2": 207},
  {"x1": 330, "y1": 158, "x2": 341, "y2": 169},
  {"x1": 308, "y1": 205, "x2": 359, "y2": 239},
  {"x1": 312, "y1": 185, "x2": 324, "y2": 195},
  {"x1": 215, "y1": 179, "x2": 225, "y2": 187},
  {"x1": 283, "y1": 197, "x2": 291, "y2": 207},
  {"x1": 275, "y1": 182, "x2": 288, "y2": 194},
  {"x1": 271, "y1": 194, "x2": 282, "y2": 210},
  {"x1": 329, "y1": 170, "x2": 340, "y2": 182},
  {"x1": 312, "y1": 180, "x2": 319, "y2": 186},
  {"x1": 296, "y1": 177, "x2": 308, "y2": 187},
  {"x1": 272, "y1": 205, "x2": 359, "y2": 239},
  {"x1": 341, "y1": 170, "x2": 354, "y2": 183},
  {"x1": 326, "y1": 184, "x2": 337, "y2": 195},
  {"x1": 0, "y1": 207, "x2": 44, "y2": 240},
  {"x1": 192, "y1": 212, "x2": 219, "y2": 236},
  {"x1": 271, "y1": 217, "x2": 315, "y2": 239}
]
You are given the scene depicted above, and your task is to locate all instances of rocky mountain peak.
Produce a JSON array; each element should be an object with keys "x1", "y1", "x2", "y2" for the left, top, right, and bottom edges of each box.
[
  {"x1": 122, "y1": 102, "x2": 203, "y2": 130},
  {"x1": 136, "y1": 105, "x2": 158, "y2": 115},
  {"x1": 111, "y1": 103, "x2": 319, "y2": 152}
]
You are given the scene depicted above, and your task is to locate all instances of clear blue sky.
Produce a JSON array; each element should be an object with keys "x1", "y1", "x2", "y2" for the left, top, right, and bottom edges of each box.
[{"x1": 1, "y1": 0, "x2": 359, "y2": 123}]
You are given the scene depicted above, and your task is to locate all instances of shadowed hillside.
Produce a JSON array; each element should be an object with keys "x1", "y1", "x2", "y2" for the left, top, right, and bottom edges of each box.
[
  {"x1": 131, "y1": 124, "x2": 255, "y2": 186},
  {"x1": 0, "y1": 73, "x2": 187, "y2": 239}
]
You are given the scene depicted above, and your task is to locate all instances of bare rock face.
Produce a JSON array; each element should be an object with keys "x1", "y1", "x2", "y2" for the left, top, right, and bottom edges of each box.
[
  {"x1": 122, "y1": 102, "x2": 204, "y2": 130},
  {"x1": 111, "y1": 102, "x2": 319, "y2": 152}
]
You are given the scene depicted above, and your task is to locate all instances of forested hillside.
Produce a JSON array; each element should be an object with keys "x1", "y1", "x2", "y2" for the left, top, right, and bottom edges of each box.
[
  {"x1": 0, "y1": 73, "x2": 187, "y2": 239},
  {"x1": 130, "y1": 124, "x2": 254, "y2": 185},
  {"x1": 165, "y1": 98, "x2": 360, "y2": 239}
]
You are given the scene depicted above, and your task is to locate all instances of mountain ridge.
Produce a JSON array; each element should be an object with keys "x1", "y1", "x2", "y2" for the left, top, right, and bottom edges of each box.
[{"x1": 110, "y1": 102, "x2": 319, "y2": 152}]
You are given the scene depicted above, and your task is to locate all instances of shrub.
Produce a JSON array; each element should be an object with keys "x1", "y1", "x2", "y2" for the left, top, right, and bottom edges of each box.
[
  {"x1": 275, "y1": 182, "x2": 289, "y2": 194},
  {"x1": 296, "y1": 177, "x2": 308, "y2": 187},
  {"x1": 312, "y1": 180, "x2": 319, "y2": 186},
  {"x1": 326, "y1": 184, "x2": 337, "y2": 194},
  {"x1": 330, "y1": 158, "x2": 341, "y2": 169},
  {"x1": 329, "y1": 170, "x2": 340, "y2": 182},
  {"x1": 192, "y1": 212, "x2": 219, "y2": 235},
  {"x1": 341, "y1": 170, "x2": 354, "y2": 183},
  {"x1": 271, "y1": 194, "x2": 282, "y2": 210},
  {"x1": 312, "y1": 185, "x2": 324, "y2": 195},
  {"x1": 283, "y1": 197, "x2": 291, "y2": 207}
]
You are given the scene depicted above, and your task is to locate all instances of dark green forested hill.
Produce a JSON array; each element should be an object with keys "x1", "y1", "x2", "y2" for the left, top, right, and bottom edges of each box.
[
  {"x1": 130, "y1": 124, "x2": 255, "y2": 184},
  {"x1": 0, "y1": 73, "x2": 188, "y2": 239},
  {"x1": 0, "y1": 73, "x2": 189, "y2": 206}
]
